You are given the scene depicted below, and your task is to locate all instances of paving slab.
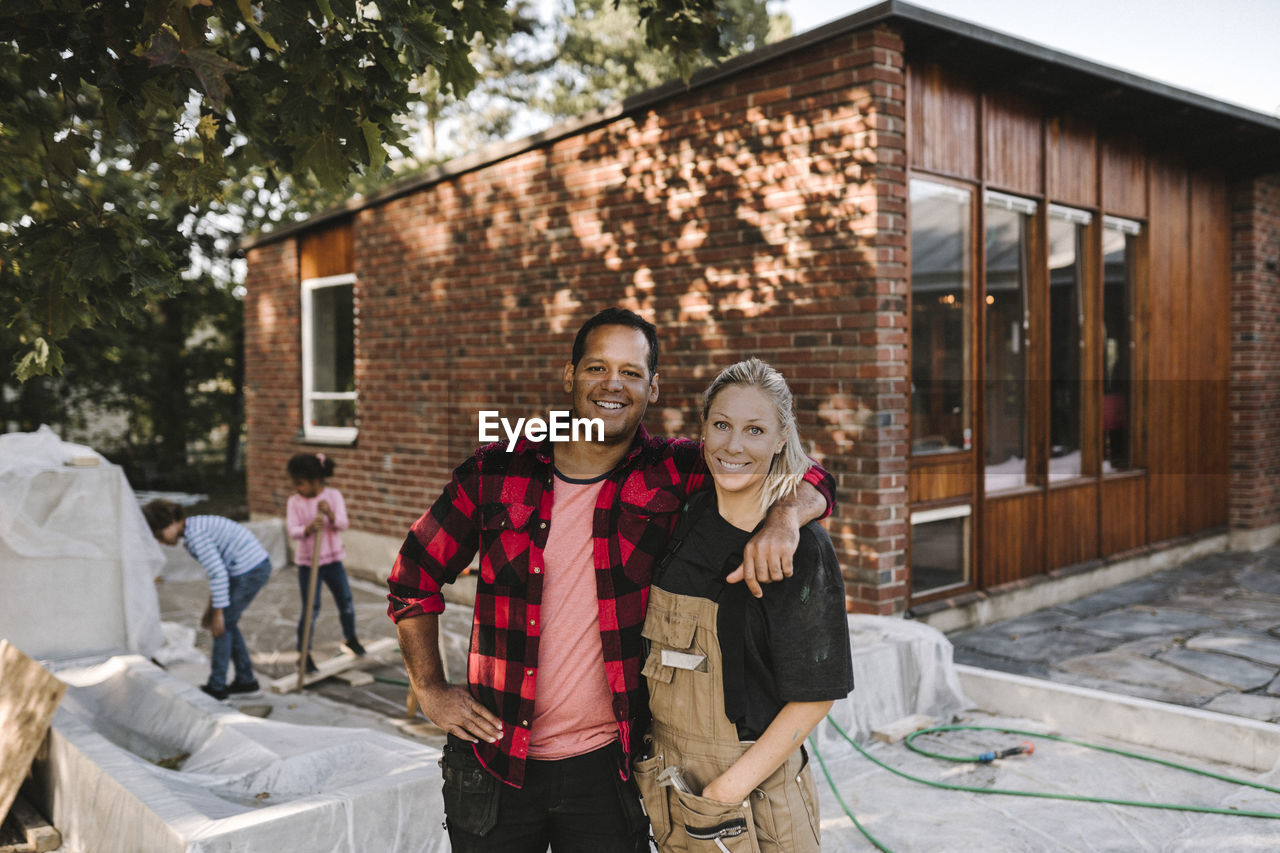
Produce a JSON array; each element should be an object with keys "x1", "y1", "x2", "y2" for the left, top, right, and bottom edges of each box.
[
  {"x1": 1185, "y1": 631, "x2": 1280, "y2": 668},
  {"x1": 1199, "y1": 692, "x2": 1280, "y2": 723},
  {"x1": 1266, "y1": 674, "x2": 1280, "y2": 697},
  {"x1": 950, "y1": 626, "x2": 1114, "y2": 664},
  {"x1": 1051, "y1": 577, "x2": 1173, "y2": 617},
  {"x1": 1155, "y1": 647, "x2": 1277, "y2": 691},
  {"x1": 1052, "y1": 651, "x2": 1231, "y2": 702},
  {"x1": 1166, "y1": 592, "x2": 1280, "y2": 624},
  {"x1": 950, "y1": 647, "x2": 1051, "y2": 679},
  {"x1": 1070, "y1": 606, "x2": 1228, "y2": 641},
  {"x1": 1238, "y1": 566, "x2": 1280, "y2": 598},
  {"x1": 968, "y1": 608, "x2": 1079, "y2": 637}
]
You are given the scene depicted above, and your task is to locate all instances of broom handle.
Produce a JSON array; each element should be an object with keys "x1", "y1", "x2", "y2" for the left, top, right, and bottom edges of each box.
[{"x1": 294, "y1": 519, "x2": 324, "y2": 692}]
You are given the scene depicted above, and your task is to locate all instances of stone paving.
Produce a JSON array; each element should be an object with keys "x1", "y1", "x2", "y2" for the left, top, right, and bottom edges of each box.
[
  {"x1": 948, "y1": 543, "x2": 1280, "y2": 722},
  {"x1": 154, "y1": 558, "x2": 472, "y2": 745}
]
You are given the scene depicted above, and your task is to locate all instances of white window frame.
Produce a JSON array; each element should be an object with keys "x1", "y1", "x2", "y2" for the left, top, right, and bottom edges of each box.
[{"x1": 301, "y1": 273, "x2": 358, "y2": 444}]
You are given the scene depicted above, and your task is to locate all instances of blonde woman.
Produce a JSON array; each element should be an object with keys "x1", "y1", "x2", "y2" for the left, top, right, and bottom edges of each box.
[{"x1": 634, "y1": 358, "x2": 854, "y2": 852}]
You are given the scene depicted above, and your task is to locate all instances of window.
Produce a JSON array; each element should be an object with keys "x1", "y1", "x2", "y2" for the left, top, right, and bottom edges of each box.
[
  {"x1": 910, "y1": 504, "x2": 971, "y2": 595},
  {"x1": 1102, "y1": 216, "x2": 1141, "y2": 472},
  {"x1": 984, "y1": 192, "x2": 1036, "y2": 492},
  {"x1": 1047, "y1": 205, "x2": 1091, "y2": 482},
  {"x1": 302, "y1": 273, "x2": 357, "y2": 443},
  {"x1": 910, "y1": 180, "x2": 973, "y2": 456}
]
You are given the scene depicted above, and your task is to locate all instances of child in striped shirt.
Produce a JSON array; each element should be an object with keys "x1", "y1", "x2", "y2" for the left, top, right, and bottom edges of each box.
[{"x1": 143, "y1": 500, "x2": 272, "y2": 700}]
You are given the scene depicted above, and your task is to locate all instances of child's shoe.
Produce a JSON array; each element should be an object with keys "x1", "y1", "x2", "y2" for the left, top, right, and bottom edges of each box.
[
  {"x1": 305, "y1": 654, "x2": 318, "y2": 674},
  {"x1": 227, "y1": 679, "x2": 262, "y2": 697},
  {"x1": 344, "y1": 638, "x2": 367, "y2": 657},
  {"x1": 201, "y1": 683, "x2": 229, "y2": 701}
]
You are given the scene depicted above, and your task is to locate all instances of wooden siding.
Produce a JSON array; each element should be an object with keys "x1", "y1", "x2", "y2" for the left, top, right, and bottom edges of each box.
[
  {"x1": 909, "y1": 457, "x2": 975, "y2": 503},
  {"x1": 982, "y1": 492, "x2": 1043, "y2": 587},
  {"x1": 1100, "y1": 135, "x2": 1147, "y2": 219},
  {"x1": 983, "y1": 91, "x2": 1042, "y2": 196},
  {"x1": 1046, "y1": 482, "x2": 1099, "y2": 569},
  {"x1": 1146, "y1": 157, "x2": 1191, "y2": 542},
  {"x1": 1188, "y1": 170, "x2": 1230, "y2": 531},
  {"x1": 1046, "y1": 114, "x2": 1098, "y2": 208},
  {"x1": 908, "y1": 62, "x2": 978, "y2": 179},
  {"x1": 1100, "y1": 474, "x2": 1147, "y2": 555},
  {"x1": 298, "y1": 222, "x2": 354, "y2": 280}
]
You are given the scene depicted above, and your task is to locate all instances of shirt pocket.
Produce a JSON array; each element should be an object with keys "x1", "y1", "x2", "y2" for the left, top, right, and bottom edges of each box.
[
  {"x1": 618, "y1": 473, "x2": 684, "y2": 585},
  {"x1": 478, "y1": 502, "x2": 536, "y2": 587}
]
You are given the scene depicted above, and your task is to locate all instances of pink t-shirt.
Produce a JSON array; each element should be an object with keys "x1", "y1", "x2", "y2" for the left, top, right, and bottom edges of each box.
[
  {"x1": 286, "y1": 486, "x2": 348, "y2": 566},
  {"x1": 527, "y1": 473, "x2": 618, "y2": 759}
]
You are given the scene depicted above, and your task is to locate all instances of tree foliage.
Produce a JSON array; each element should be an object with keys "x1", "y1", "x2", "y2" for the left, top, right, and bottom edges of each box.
[
  {"x1": 426, "y1": 0, "x2": 789, "y2": 158},
  {"x1": 1, "y1": 0, "x2": 733, "y2": 380}
]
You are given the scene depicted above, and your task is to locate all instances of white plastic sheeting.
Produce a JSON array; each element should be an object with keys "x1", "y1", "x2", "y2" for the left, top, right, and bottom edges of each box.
[
  {"x1": 814, "y1": 614, "x2": 971, "y2": 752},
  {"x1": 0, "y1": 426, "x2": 163, "y2": 659},
  {"x1": 34, "y1": 656, "x2": 447, "y2": 853}
]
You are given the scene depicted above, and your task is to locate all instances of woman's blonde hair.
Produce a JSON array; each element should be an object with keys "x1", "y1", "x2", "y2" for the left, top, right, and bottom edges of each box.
[{"x1": 702, "y1": 358, "x2": 809, "y2": 514}]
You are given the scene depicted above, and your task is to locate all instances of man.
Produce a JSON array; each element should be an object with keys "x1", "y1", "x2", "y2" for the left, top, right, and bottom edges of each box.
[{"x1": 388, "y1": 308, "x2": 835, "y2": 852}]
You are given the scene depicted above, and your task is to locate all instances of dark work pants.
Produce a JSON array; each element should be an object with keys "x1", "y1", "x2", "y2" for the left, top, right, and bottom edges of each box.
[{"x1": 441, "y1": 735, "x2": 650, "y2": 853}]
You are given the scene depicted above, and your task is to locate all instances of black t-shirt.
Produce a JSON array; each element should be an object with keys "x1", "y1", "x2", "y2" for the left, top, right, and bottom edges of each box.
[{"x1": 655, "y1": 491, "x2": 855, "y2": 740}]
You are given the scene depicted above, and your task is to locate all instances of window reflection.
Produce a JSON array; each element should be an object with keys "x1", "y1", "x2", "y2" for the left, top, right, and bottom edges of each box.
[
  {"x1": 984, "y1": 193, "x2": 1035, "y2": 492},
  {"x1": 910, "y1": 180, "x2": 972, "y2": 456},
  {"x1": 1048, "y1": 206, "x2": 1089, "y2": 482},
  {"x1": 1102, "y1": 216, "x2": 1141, "y2": 472},
  {"x1": 911, "y1": 505, "x2": 970, "y2": 595}
]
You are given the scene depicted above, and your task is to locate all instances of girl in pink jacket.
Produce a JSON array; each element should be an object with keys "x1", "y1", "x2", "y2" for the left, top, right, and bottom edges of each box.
[{"x1": 287, "y1": 453, "x2": 364, "y2": 671}]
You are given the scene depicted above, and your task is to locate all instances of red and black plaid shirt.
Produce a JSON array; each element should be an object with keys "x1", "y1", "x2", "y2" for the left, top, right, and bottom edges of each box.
[{"x1": 387, "y1": 426, "x2": 834, "y2": 787}]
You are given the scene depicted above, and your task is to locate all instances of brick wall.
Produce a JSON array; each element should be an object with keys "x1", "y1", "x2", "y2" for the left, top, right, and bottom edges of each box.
[
  {"x1": 1229, "y1": 172, "x2": 1280, "y2": 531},
  {"x1": 244, "y1": 24, "x2": 911, "y2": 612}
]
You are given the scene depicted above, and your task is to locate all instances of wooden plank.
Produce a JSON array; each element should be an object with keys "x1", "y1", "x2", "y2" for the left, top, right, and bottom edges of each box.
[
  {"x1": 0, "y1": 797, "x2": 59, "y2": 853},
  {"x1": 982, "y1": 492, "x2": 1044, "y2": 587},
  {"x1": 983, "y1": 91, "x2": 1043, "y2": 196},
  {"x1": 1146, "y1": 156, "x2": 1190, "y2": 543},
  {"x1": 872, "y1": 714, "x2": 935, "y2": 745},
  {"x1": 907, "y1": 60, "x2": 978, "y2": 179},
  {"x1": 909, "y1": 457, "x2": 975, "y2": 503},
  {"x1": 298, "y1": 220, "x2": 354, "y2": 280},
  {"x1": 264, "y1": 637, "x2": 398, "y2": 694},
  {"x1": 0, "y1": 642, "x2": 65, "y2": 824},
  {"x1": 1100, "y1": 474, "x2": 1147, "y2": 556},
  {"x1": 1045, "y1": 482, "x2": 1098, "y2": 570},
  {"x1": 1046, "y1": 114, "x2": 1097, "y2": 208},
  {"x1": 1100, "y1": 134, "x2": 1147, "y2": 219}
]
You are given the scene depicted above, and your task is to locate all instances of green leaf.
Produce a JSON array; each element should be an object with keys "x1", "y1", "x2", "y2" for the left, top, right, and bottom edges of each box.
[
  {"x1": 361, "y1": 119, "x2": 385, "y2": 172},
  {"x1": 298, "y1": 130, "x2": 346, "y2": 186},
  {"x1": 236, "y1": 0, "x2": 283, "y2": 52}
]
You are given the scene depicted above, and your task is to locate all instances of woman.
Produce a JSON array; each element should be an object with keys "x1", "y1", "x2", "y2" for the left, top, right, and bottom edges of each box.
[{"x1": 634, "y1": 358, "x2": 854, "y2": 852}]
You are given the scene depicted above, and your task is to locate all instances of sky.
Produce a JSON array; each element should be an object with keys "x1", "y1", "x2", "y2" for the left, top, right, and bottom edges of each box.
[{"x1": 781, "y1": 0, "x2": 1280, "y2": 117}]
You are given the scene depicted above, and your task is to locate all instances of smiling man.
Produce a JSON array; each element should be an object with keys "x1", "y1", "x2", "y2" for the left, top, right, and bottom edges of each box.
[{"x1": 387, "y1": 307, "x2": 835, "y2": 853}]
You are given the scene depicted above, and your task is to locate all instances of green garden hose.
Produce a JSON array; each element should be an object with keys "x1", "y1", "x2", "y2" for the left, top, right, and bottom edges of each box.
[{"x1": 808, "y1": 715, "x2": 1280, "y2": 853}]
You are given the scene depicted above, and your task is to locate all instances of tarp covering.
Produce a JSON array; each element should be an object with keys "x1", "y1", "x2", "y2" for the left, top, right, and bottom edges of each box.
[
  {"x1": 36, "y1": 656, "x2": 446, "y2": 853},
  {"x1": 0, "y1": 426, "x2": 164, "y2": 659}
]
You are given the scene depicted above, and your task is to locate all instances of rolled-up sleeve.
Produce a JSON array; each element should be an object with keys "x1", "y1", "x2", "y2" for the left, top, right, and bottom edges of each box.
[{"x1": 387, "y1": 454, "x2": 482, "y2": 622}]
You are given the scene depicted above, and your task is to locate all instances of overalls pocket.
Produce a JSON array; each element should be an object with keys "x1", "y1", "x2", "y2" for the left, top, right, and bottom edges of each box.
[
  {"x1": 440, "y1": 736, "x2": 501, "y2": 837},
  {"x1": 671, "y1": 788, "x2": 761, "y2": 853},
  {"x1": 632, "y1": 749, "x2": 673, "y2": 845}
]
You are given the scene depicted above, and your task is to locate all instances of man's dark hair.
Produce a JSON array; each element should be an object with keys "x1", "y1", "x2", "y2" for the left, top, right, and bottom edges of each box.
[
  {"x1": 142, "y1": 499, "x2": 184, "y2": 535},
  {"x1": 570, "y1": 307, "x2": 659, "y2": 378}
]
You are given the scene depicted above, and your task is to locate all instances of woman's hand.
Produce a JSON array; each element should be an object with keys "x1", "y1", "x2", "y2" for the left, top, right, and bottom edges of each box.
[{"x1": 700, "y1": 776, "x2": 748, "y2": 805}]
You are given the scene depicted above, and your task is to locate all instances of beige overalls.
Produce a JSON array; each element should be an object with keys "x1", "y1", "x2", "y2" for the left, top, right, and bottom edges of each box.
[{"x1": 634, "y1": 585, "x2": 822, "y2": 853}]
